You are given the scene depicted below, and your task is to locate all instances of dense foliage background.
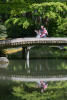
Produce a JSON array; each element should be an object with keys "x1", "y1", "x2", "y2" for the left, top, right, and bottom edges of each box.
[{"x1": 0, "y1": 0, "x2": 67, "y2": 38}]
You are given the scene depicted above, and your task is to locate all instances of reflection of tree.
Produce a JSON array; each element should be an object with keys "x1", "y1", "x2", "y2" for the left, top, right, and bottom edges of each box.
[
  {"x1": 23, "y1": 83, "x2": 40, "y2": 93},
  {"x1": 0, "y1": 81, "x2": 67, "y2": 100},
  {"x1": 45, "y1": 59, "x2": 50, "y2": 70},
  {"x1": 29, "y1": 59, "x2": 67, "y2": 77},
  {"x1": 0, "y1": 81, "x2": 23, "y2": 100}
]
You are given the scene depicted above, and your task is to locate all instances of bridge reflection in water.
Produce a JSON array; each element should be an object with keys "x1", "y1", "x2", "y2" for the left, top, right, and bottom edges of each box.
[{"x1": 0, "y1": 59, "x2": 67, "y2": 81}]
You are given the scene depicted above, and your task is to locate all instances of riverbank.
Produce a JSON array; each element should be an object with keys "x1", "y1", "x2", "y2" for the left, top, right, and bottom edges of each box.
[{"x1": 0, "y1": 80, "x2": 67, "y2": 100}]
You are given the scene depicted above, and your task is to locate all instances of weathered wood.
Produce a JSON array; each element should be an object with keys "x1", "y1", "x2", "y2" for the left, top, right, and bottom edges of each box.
[{"x1": 0, "y1": 38, "x2": 67, "y2": 48}]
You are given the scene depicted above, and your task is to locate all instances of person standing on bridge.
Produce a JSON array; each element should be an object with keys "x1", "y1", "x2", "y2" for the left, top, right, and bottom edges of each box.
[{"x1": 40, "y1": 25, "x2": 48, "y2": 38}]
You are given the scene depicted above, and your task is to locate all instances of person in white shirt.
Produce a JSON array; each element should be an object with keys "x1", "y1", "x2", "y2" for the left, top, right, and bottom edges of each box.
[{"x1": 34, "y1": 30, "x2": 41, "y2": 38}]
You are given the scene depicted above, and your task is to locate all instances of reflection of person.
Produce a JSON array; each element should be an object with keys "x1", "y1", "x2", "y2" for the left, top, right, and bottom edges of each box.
[
  {"x1": 40, "y1": 25, "x2": 48, "y2": 38},
  {"x1": 37, "y1": 80, "x2": 48, "y2": 93}
]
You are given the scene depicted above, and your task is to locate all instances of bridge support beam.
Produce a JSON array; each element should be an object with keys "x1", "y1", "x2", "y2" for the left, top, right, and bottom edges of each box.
[
  {"x1": 26, "y1": 47, "x2": 30, "y2": 60},
  {"x1": 26, "y1": 48, "x2": 30, "y2": 68},
  {"x1": 22, "y1": 47, "x2": 30, "y2": 60},
  {"x1": 22, "y1": 46, "x2": 31, "y2": 68},
  {"x1": 22, "y1": 46, "x2": 34, "y2": 68}
]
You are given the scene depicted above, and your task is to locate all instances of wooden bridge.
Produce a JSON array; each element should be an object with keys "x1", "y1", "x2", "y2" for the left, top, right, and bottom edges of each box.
[
  {"x1": 0, "y1": 37, "x2": 67, "y2": 60},
  {"x1": 0, "y1": 38, "x2": 67, "y2": 48}
]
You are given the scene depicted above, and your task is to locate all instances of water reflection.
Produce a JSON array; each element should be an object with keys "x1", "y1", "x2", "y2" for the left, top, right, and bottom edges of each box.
[{"x1": 0, "y1": 59, "x2": 67, "y2": 77}]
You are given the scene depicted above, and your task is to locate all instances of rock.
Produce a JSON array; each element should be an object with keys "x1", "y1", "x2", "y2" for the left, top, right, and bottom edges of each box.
[
  {"x1": 0, "y1": 57, "x2": 9, "y2": 63},
  {"x1": 0, "y1": 63, "x2": 8, "y2": 68}
]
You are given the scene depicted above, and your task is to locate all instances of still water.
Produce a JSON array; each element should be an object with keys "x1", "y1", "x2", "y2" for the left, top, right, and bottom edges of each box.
[
  {"x1": 0, "y1": 59, "x2": 67, "y2": 78},
  {"x1": 0, "y1": 59, "x2": 67, "y2": 100}
]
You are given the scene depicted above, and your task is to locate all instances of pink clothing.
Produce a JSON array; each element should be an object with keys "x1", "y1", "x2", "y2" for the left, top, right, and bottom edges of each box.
[
  {"x1": 41, "y1": 81, "x2": 47, "y2": 89},
  {"x1": 41, "y1": 29, "x2": 47, "y2": 34},
  {"x1": 43, "y1": 84, "x2": 47, "y2": 89},
  {"x1": 40, "y1": 28, "x2": 48, "y2": 37}
]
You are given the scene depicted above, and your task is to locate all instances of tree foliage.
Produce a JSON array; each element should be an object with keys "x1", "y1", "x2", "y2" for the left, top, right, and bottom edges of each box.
[
  {"x1": 30, "y1": 2, "x2": 67, "y2": 36},
  {"x1": 0, "y1": 24, "x2": 7, "y2": 38},
  {"x1": 0, "y1": 1, "x2": 67, "y2": 38}
]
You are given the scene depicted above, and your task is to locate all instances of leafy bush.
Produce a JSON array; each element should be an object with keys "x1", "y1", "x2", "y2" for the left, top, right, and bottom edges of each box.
[
  {"x1": 5, "y1": 18, "x2": 36, "y2": 38},
  {"x1": 0, "y1": 24, "x2": 7, "y2": 39},
  {"x1": 4, "y1": 2, "x2": 67, "y2": 38}
]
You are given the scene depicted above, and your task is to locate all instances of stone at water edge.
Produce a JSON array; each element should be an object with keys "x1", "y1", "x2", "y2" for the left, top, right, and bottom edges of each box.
[
  {"x1": 0, "y1": 57, "x2": 9, "y2": 63},
  {"x1": 0, "y1": 63, "x2": 8, "y2": 68}
]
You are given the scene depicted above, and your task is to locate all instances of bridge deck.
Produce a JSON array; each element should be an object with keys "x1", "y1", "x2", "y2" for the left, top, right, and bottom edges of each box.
[{"x1": 0, "y1": 37, "x2": 67, "y2": 48}]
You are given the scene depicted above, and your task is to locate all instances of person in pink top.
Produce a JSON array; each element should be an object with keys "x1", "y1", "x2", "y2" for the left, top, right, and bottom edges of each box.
[{"x1": 40, "y1": 25, "x2": 48, "y2": 38}]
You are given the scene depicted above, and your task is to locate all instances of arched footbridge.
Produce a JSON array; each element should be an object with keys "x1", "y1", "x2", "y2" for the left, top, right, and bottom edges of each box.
[
  {"x1": 0, "y1": 37, "x2": 67, "y2": 59},
  {"x1": 0, "y1": 38, "x2": 67, "y2": 48}
]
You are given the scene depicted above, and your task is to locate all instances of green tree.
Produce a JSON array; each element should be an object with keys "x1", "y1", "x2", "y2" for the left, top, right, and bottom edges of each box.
[
  {"x1": 0, "y1": 24, "x2": 7, "y2": 39},
  {"x1": 0, "y1": 1, "x2": 67, "y2": 38}
]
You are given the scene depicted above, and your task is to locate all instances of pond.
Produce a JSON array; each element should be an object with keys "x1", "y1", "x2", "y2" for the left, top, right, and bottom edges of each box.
[
  {"x1": 0, "y1": 58, "x2": 67, "y2": 78},
  {"x1": 0, "y1": 58, "x2": 67, "y2": 100}
]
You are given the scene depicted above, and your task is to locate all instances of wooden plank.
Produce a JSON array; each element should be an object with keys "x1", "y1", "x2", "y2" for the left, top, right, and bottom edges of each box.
[{"x1": 0, "y1": 38, "x2": 67, "y2": 48}]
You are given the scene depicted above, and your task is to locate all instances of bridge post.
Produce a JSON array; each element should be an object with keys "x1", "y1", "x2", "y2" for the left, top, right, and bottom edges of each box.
[
  {"x1": 26, "y1": 47, "x2": 30, "y2": 60},
  {"x1": 22, "y1": 46, "x2": 30, "y2": 60},
  {"x1": 26, "y1": 47, "x2": 30, "y2": 69}
]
